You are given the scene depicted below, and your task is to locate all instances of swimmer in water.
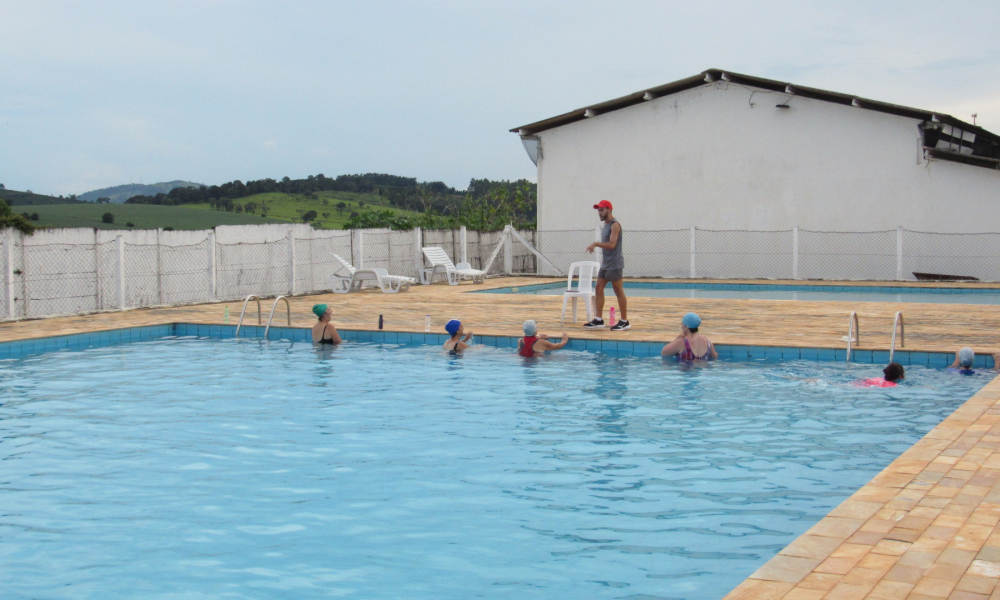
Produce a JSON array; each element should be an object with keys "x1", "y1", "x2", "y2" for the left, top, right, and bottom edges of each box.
[
  {"x1": 858, "y1": 362, "x2": 904, "y2": 387},
  {"x1": 661, "y1": 313, "x2": 718, "y2": 361},
  {"x1": 517, "y1": 320, "x2": 568, "y2": 357},
  {"x1": 311, "y1": 304, "x2": 342, "y2": 345},
  {"x1": 443, "y1": 319, "x2": 473, "y2": 353},
  {"x1": 947, "y1": 347, "x2": 1000, "y2": 374}
]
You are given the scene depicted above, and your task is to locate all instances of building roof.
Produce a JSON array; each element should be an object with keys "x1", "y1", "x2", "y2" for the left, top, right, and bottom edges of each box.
[{"x1": 511, "y1": 69, "x2": 1000, "y2": 169}]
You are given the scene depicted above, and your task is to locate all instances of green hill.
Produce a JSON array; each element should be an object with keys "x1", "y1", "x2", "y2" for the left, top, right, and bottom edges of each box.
[
  {"x1": 21, "y1": 204, "x2": 284, "y2": 230},
  {"x1": 186, "y1": 191, "x2": 425, "y2": 229},
  {"x1": 1, "y1": 189, "x2": 85, "y2": 206},
  {"x1": 79, "y1": 181, "x2": 205, "y2": 204}
]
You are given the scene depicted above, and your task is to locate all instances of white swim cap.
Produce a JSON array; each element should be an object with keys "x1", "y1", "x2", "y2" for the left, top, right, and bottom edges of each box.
[
  {"x1": 523, "y1": 320, "x2": 537, "y2": 336},
  {"x1": 959, "y1": 347, "x2": 975, "y2": 368}
]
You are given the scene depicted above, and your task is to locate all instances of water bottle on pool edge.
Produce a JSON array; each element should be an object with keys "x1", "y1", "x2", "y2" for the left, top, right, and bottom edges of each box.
[
  {"x1": 609, "y1": 306, "x2": 616, "y2": 327},
  {"x1": 425, "y1": 315, "x2": 431, "y2": 332}
]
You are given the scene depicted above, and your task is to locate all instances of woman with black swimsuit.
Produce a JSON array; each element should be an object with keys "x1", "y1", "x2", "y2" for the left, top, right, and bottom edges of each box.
[{"x1": 311, "y1": 304, "x2": 342, "y2": 345}]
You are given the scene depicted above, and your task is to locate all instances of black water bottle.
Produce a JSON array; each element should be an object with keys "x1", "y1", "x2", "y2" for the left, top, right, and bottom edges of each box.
[{"x1": 378, "y1": 315, "x2": 383, "y2": 330}]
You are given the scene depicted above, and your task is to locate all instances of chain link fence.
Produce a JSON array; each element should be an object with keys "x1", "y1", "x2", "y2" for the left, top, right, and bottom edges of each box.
[{"x1": 5, "y1": 224, "x2": 1000, "y2": 321}]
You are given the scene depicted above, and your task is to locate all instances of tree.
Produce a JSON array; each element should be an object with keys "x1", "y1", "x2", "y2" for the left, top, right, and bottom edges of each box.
[
  {"x1": 358, "y1": 200, "x2": 365, "y2": 208},
  {"x1": 322, "y1": 212, "x2": 330, "y2": 219},
  {"x1": 1, "y1": 201, "x2": 34, "y2": 234},
  {"x1": 336, "y1": 201, "x2": 347, "y2": 215},
  {"x1": 302, "y1": 210, "x2": 317, "y2": 223},
  {"x1": 234, "y1": 204, "x2": 243, "y2": 214},
  {"x1": 96, "y1": 197, "x2": 110, "y2": 204},
  {"x1": 30, "y1": 213, "x2": 39, "y2": 221},
  {"x1": 102, "y1": 212, "x2": 114, "y2": 224},
  {"x1": 0, "y1": 183, "x2": 5, "y2": 189}
]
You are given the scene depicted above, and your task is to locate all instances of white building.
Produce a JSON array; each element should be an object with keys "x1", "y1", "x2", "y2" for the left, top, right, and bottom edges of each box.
[{"x1": 513, "y1": 69, "x2": 1000, "y2": 234}]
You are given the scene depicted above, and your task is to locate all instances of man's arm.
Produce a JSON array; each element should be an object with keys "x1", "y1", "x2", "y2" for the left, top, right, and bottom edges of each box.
[{"x1": 587, "y1": 222, "x2": 620, "y2": 252}]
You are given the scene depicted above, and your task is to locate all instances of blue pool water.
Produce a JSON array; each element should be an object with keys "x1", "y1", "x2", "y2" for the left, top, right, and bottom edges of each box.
[
  {"x1": 0, "y1": 337, "x2": 988, "y2": 599},
  {"x1": 483, "y1": 281, "x2": 1000, "y2": 304}
]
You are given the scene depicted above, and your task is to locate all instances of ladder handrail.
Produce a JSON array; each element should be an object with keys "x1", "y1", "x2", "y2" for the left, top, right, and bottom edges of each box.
[
  {"x1": 235, "y1": 294, "x2": 262, "y2": 338},
  {"x1": 846, "y1": 311, "x2": 859, "y2": 362},
  {"x1": 264, "y1": 296, "x2": 292, "y2": 340},
  {"x1": 890, "y1": 311, "x2": 904, "y2": 362}
]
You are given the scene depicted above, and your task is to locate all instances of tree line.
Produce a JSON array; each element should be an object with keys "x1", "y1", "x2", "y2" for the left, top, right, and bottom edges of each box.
[{"x1": 124, "y1": 173, "x2": 454, "y2": 206}]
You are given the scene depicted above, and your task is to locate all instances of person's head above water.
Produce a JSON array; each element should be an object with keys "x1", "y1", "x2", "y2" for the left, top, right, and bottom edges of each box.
[
  {"x1": 681, "y1": 312, "x2": 701, "y2": 333},
  {"x1": 445, "y1": 319, "x2": 462, "y2": 337},
  {"x1": 523, "y1": 320, "x2": 538, "y2": 337},
  {"x1": 312, "y1": 304, "x2": 329, "y2": 320},
  {"x1": 884, "y1": 362, "x2": 905, "y2": 382},
  {"x1": 959, "y1": 347, "x2": 976, "y2": 368}
]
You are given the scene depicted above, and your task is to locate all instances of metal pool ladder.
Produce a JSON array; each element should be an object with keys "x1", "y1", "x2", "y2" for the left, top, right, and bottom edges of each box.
[
  {"x1": 889, "y1": 311, "x2": 904, "y2": 362},
  {"x1": 235, "y1": 294, "x2": 262, "y2": 338},
  {"x1": 264, "y1": 296, "x2": 291, "y2": 340},
  {"x1": 846, "y1": 311, "x2": 860, "y2": 362}
]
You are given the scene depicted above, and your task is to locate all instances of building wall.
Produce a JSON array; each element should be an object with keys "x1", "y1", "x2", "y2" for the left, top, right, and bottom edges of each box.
[{"x1": 535, "y1": 82, "x2": 1000, "y2": 233}]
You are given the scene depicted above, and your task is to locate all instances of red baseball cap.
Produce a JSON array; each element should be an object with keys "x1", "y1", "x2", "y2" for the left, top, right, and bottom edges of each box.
[{"x1": 593, "y1": 200, "x2": 613, "y2": 210}]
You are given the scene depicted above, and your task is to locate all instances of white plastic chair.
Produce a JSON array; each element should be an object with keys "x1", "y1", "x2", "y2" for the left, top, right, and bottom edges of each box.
[
  {"x1": 561, "y1": 261, "x2": 600, "y2": 324},
  {"x1": 420, "y1": 247, "x2": 486, "y2": 285},
  {"x1": 330, "y1": 253, "x2": 415, "y2": 293}
]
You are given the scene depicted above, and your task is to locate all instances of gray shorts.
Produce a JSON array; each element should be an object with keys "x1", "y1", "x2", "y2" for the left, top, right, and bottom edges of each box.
[{"x1": 597, "y1": 268, "x2": 623, "y2": 282}]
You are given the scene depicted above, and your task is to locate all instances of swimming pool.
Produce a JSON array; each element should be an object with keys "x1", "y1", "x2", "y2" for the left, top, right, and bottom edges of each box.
[
  {"x1": 482, "y1": 281, "x2": 1000, "y2": 304},
  {"x1": 0, "y1": 333, "x2": 987, "y2": 599}
]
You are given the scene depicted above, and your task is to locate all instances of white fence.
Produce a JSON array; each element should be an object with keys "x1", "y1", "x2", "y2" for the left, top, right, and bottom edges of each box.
[
  {"x1": 538, "y1": 226, "x2": 1000, "y2": 283},
  {"x1": 2, "y1": 224, "x2": 999, "y2": 321}
]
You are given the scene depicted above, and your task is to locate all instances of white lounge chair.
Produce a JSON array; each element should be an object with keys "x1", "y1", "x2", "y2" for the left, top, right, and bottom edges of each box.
[
  {"x1": 420, "y1": 247, "x2": 486, "y2": 285},
  {"x1": 330, "y1": 253, "x2": 415, "y2": 294},
  {"x1": 562, "y1": 261, "x2": 600, "y2": 324}
]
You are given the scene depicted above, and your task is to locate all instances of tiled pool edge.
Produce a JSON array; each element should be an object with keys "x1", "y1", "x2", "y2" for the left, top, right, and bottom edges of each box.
[
  {"x1": 1, "y1": 322, "x2": 990, "y2": 368},
  {"x1": 723, "y1": 375, "x2": 1000, "y2": 600}
]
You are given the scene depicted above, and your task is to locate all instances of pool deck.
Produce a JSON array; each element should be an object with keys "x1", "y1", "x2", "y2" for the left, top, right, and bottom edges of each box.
[{"x1": 4, "y1": 276, "x2": 1000, "y2": 599}]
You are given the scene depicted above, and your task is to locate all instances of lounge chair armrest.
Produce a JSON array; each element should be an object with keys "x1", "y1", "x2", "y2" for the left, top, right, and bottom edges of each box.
[{"x1": 456, "y1": 262, "x2": 473, "y2": 270}]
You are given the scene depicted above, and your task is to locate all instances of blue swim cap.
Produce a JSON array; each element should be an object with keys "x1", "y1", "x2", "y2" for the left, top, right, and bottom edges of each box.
[
  {"x1": 682, "y1": 313, "x2": 701, "y2": 329},
  {"x1": 445, "y1": 319, "x2": 461, "y2": 335}
]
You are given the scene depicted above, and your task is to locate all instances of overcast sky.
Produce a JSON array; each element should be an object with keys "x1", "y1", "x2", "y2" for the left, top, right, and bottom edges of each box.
[{"x1": 2, "y1": 1, "x2": 999, "y2": 196}]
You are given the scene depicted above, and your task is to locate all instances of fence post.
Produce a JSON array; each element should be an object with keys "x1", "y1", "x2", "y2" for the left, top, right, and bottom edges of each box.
[
  {"x1": 460, "y1": 226, "x2": 467, "y2": 264},
  {"x1": 689, "y1": 227, "x2": 697, "y2": 278},
  {"x1": 792, "y1": 226, "x2": 799, "y2": 280},
  {"x1": 116, "y1": 235, "x2": 126, "y2": 310},
  {"x1": 287, "y1": 229, "x2": 296, "y2": 295},
  {"x1": 156, "y1": 229, "x2": 163, "y2": 305},
  {"x1": 4, "y1": 236, "x2": 13, "y2": 318},
  {"x1": 503, "y1": 225, "x2": 513, "y2": 275},
  {"x1": 207, "y1": 231, "x2": 216, "y2": 300},
  {"x1": 413, "y1": 227, "x2": 422, "y2": 279},
  {"x1": 896, "y1": 226, "x2": 903, "y2": 281},
  {"x1": 93, "y1": 229, "x2": 100, "y2": 310},
  {"x1": 357, "y1": 230, "x2": 364, "y2": 269}
]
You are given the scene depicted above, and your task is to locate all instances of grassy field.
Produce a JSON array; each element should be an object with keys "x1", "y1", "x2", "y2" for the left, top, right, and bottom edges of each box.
[
  {"x1": 19, "y1": 190, "x2": 427, "y2": 230},
  {"x1": 185, "y1": 190, "x2": 425, "y2": 229},
  {"x1": 22, "y1": 203, "x2": 284, "y2": 230}
]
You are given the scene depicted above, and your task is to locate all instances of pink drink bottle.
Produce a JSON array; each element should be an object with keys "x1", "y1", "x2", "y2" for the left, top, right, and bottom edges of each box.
[{"x1": 609, "y1": 306, "x2": 616, "y2": 327}]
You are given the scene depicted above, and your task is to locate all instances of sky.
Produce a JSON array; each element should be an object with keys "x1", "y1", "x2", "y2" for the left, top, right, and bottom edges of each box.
[{"x1": 2, "y1": 0, "x2": 999, "y2": 196}]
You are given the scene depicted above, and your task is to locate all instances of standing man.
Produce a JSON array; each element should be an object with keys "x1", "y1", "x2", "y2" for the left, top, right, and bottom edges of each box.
[{"x1": 585, "y1": 200, "x2": 629, "y2": 330}]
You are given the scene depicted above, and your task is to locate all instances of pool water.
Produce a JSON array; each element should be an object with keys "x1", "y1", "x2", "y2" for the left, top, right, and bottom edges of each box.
[
  {"x1": 485, "y1": 282, "x2": 1000, "y2": 304},
  {"x1": 0, "y1": 338, "x2": 988, "y2": 599}
]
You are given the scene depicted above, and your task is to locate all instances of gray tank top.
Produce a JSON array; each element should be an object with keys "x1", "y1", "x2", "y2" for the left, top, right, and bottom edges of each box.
[{"x1": 601, "y1": 219, "x2": 624, "y2": 270}]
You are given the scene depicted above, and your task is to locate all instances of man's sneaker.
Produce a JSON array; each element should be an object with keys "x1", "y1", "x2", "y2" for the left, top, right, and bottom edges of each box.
[
  {"x1": 583, "y1": 318, "x2": 605, "y2": 329},
  {"x1": 610, "y1": 319, "x2": 631, "y2": 331}
]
